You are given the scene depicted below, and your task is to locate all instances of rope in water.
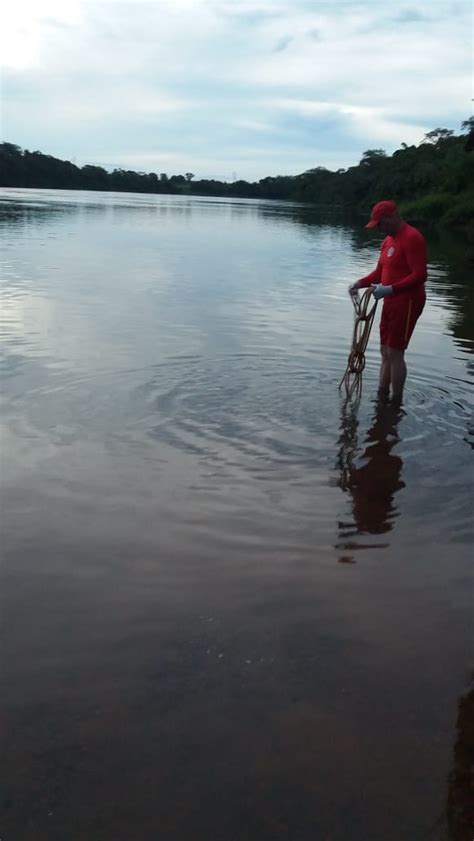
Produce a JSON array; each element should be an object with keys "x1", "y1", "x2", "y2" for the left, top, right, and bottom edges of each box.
[{"x1": 339, "y1": 288, "x2": 378, "y2": 399}]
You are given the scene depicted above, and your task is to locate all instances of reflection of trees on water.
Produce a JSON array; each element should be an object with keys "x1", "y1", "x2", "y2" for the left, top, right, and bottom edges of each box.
[
  {"x1": 335, "y1": 399, "x2": 405, "y2": 563},
  {"x1": 0, "y1": 199, "x2": 105, "y2": 231},
  {"x1": 426, "y1": 231, "x2": 474, "y2": 354},
  {"x1": 446, "y1": 678, "x2": 474, "y2": 841}
]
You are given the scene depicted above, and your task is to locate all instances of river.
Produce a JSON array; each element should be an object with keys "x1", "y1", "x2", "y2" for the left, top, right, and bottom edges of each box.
[{"x1": 1, "y1": 189, "x2": 473, "y2": 840}]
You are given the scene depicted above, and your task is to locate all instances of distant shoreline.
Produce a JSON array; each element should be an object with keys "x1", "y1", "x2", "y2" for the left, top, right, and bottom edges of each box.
[{"x1": 1, "y1": 127, "x2": 473, "y2": 236}]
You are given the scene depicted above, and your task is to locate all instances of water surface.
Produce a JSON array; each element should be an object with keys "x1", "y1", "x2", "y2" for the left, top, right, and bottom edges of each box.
[{"x1": 1, "y1": 189, "x2": 473, "y2": 840}]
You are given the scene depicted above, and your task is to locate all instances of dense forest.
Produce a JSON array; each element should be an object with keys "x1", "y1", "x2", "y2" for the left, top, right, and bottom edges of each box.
[{"x1": 1, "y1": 118, "x2": 473, "y2": 234}]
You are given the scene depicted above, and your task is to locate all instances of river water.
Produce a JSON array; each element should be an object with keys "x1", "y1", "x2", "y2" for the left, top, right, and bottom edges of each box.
[{"x1": 1, "y1": 189, "x2": 473, "y2": 840}]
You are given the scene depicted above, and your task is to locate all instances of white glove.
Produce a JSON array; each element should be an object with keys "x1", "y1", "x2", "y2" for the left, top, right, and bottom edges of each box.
[{"x1": 371, "y1": 283, "x2": 393, "y2": 300}]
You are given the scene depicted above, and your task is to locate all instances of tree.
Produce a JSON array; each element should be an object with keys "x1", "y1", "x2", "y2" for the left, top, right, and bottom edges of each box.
[
  {"x1": 460, "y1": 116, "x2": 474, "y2": 152},
  {"x1": 81, "y1": 164, "x2": 109, "y2": 190},
  {"x1": 360, "y1": 149, "x2": 387, "y2": 166},
  {"x1": 1, "y1": 118, "x2": 472, "y2": 233},
  {"x1": 1, "y1": 142, "x2": 22, "y2": 155},
  {"x1": 423, "y1": 128, "x2": 454, "y2": 144}
]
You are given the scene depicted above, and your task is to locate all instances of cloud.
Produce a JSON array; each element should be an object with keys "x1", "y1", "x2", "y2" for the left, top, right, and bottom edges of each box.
[
  {"x1": 0, "y1": 1, "x2": 83, "y2": 70},
  {"x1": 270, "y1": 99, "x2": 429, "y2": 148},
  {"x1": 1, "y1": 0, "x2": 471, "y2": 180},
  {"x1": 232, "y1": 118, "x2": 281, "y2": 134},
  {"x1": 274, "y1": 35, "x2": 293, "y2": 53}
]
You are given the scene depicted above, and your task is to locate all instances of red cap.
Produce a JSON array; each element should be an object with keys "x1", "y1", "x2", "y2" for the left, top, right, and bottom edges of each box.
[{"x1": 365, "y1": 200, "x2": 397, "y2": 228}]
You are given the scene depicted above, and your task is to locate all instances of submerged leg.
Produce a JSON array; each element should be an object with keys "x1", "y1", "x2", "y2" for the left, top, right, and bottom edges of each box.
[
  {"x1": 378, "y1": 345, "x2": 391, "y2": 397},
  {"x1": 389, "y1": 347, "x2": 407, "y2": 402}
]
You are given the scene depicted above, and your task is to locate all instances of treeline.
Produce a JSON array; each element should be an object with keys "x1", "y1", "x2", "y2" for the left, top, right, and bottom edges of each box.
[{"x1": 1, "y1": 117, "x2": 473, "y2": 231}]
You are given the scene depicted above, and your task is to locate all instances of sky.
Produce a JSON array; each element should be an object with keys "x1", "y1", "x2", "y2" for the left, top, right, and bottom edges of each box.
[{"x1": 1, "y1": 0, "x2": 472, "y2": 181}]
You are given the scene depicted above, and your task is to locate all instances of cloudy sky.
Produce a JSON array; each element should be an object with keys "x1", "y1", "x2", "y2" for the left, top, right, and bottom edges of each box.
[{"x1": 1, "y1": 0, "x2": 472, "y2": 181}]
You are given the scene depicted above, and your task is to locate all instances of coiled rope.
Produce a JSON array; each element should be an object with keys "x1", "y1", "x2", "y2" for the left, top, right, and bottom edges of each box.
[{"x1": 339, "y1": 288, "x2": 378, "y2": 399}]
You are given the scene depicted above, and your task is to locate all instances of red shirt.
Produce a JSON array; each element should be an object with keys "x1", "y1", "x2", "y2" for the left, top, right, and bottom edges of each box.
[{"x1": 358, "y1": 223, "x2": 427, "y2": 298}]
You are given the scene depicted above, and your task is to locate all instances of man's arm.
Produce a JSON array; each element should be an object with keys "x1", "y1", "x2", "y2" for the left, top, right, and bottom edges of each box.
[
  {"x1": 356, "y1": 261, "x2": 382, "y2": 288},
  {"x1": 349, "y1": 261, "x2": 382, "y2": 294},
  {"x1": 350, "y1": 239, "x2": 387, "y2": 292},
  {"x1": 391, "y1": 233, "x2": 427, "y2": 295}
]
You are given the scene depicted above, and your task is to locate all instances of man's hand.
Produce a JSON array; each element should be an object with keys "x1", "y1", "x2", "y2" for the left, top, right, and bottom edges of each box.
[
  {"x1": 348, "y1": 282, "x2": 360, "y2": 296},
  {"x1": 371, "y1": 283, "x2": 393, "y2": 300}
]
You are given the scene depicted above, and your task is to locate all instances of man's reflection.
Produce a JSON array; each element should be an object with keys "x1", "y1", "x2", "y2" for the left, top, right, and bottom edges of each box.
[{"x1": 336, "y1": 398, "x2": 405, "y2": 562}]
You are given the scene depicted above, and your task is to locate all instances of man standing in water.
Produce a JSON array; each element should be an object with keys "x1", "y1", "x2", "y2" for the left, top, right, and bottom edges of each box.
[{"x1": 349, "y1": 200, "x2": 427, "y2": 403}]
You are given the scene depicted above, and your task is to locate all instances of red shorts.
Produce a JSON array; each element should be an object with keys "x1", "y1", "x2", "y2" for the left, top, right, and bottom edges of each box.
[{"x1": 380, "y1": 294, "x2": 425, "y2": 351}]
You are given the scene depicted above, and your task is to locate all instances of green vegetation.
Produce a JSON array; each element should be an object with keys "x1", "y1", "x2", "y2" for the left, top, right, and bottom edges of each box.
[{"x1": 1, "y1": 118, "x2": 473, "y2": 234}]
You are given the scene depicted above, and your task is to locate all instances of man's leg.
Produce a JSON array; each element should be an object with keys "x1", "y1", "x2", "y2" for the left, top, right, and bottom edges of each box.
[
  {"x1": 378, "y1": 345, "x2": 391, "y2": 396},
  {"x1": 388, "y1": 347, "x2": 407, "y2": 402}
]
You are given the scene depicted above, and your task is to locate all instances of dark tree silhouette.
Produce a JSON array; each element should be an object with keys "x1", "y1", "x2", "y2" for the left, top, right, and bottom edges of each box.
[{"x1": 1, "y1": 117, "x2": 472, "y2": 233}]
